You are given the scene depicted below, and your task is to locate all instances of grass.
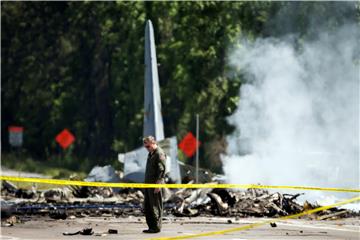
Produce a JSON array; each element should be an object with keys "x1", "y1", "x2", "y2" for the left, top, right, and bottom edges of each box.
[
  {"x1": 8, "y1": 182, "x2": 66, "y2": 191},
  {"x1": 1, "y1": 152, "x2": 87, "y2": 179},
  {"x1": 1, "y1": 153, "x2": 89, "y2": 190},
  {"x1": 1, "y1": 152, "x2": 122, "y2": 190}
]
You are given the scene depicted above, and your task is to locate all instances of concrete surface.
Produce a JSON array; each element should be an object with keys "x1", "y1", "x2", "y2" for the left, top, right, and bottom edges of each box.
[{"x1": 1, "y1": 216, "x2": 359, "y2": 240}]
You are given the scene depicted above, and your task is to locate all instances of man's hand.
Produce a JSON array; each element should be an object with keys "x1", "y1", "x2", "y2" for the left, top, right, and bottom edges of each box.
[{"x1": 154, "y1": 179, "x2": 163, "y2": 194}]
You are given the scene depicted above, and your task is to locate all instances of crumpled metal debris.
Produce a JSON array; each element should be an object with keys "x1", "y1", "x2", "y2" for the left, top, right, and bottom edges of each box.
[
  {"x1": 50, "y1": 209, "x2": 68, "y2": 220},
  {"x1": 43, "y1": 188, "x2": 72, "y2": 202},
  {"x1": 167, "y1": 188, "x2": 304, "y2": 218},
  {"x1": 70, "y1": 185, "x2": 114, "y2": 198},
  {"x1": 2, "y1": 179, "x2": 358, "y2": 220},
  {"x1": 208, "y1": 192, "x2": 229, "y2": 215},
  {"x1": 108, "y1": 229, "x2": 118, "y2": 234},
  {"x1": 63, "y1": 227, "x2": 94, "y2": 236},
  {"x1": 0, "y1": 200, "x2": 16, "y2": 219},
  {"x1": 1, "y1": 215, "x2": 18, "y2": 227},
  {"x1": 63, "y1": 227, "x2": 118, "y2": 236},
  {"x1": 1, "y1": 180, "x2": 37, "y2": 199},
  {"x1": 270, "y1": 222, "x2": 277, "y2": 227},
  {"x1": 85, "y1": 165, "x2": 121, "y2": 193}
]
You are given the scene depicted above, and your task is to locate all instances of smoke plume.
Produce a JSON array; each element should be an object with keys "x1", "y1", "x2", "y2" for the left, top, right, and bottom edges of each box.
[{"x1": 223, "y1": 23, "x2": 359, "y2": 207}]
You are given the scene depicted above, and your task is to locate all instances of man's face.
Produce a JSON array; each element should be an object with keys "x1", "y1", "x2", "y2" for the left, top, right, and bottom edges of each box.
[{"x1": 143, "y1": 141, "x2": 155, "y2": 152}]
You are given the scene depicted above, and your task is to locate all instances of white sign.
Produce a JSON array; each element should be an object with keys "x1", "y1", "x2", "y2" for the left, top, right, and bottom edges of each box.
[{"x1": 8, "y1": 126, "x2": 23, "y2": 147}]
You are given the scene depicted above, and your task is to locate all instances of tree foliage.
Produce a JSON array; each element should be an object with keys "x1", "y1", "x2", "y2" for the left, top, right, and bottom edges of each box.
[{"x1": 2, "y1": 2, "x2": 358, "y2": 173}]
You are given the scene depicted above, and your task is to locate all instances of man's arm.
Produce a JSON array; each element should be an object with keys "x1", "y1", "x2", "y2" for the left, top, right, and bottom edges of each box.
[{"x1": 154, "y1": 152, "x2": 166, "y2": 193}]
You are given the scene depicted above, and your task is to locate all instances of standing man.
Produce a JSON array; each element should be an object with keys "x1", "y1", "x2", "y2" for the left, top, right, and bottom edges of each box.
[{"x1": 143, "y1": 136, "x2": 166, "y2": 233}]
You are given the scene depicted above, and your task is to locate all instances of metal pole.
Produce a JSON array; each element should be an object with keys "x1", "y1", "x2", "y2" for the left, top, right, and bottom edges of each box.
[{"x1": 195, "y1": 114, "x2": 199, "y2": 183}]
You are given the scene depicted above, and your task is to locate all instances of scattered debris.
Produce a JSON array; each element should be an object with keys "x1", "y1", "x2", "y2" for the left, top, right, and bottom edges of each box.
[
  {"x1": 63, "y1": 227, "x2": 94, "y2": 236},
  {"x1": 63, "y1": 231, "x2": 80, "y2": 236},
  {"x1": 317, "y1": 210, "x2": 348, "y2": 220},
  {"x1": 1, "y1": 215, "x2": 18, "y2": 227},
  {"x1": 1, "y1": 179, "x2": 359, "y2": 220},
  {"x1": 80, "y1": 227, "x2": 94, "y2": 235},
  {"x1": 85, "y1": 165, "x2": 121, "y2": 183},
  {"x1": 85, "y1": 165, "x2": 121, "y2": 193},
  {"x1": 108, "y1": 229, "x2": 118, "y2": 234},
  {"x1": 270, "y1": 222, "x2": 277, "y2": 227},
  {"x1": 49, "y1": 210, "x2": 67, "y2": 220},
  {"x1": 1, "y1": 180, "x2": 36, "y2": 199},
  {"x1": 303, "y1": 200, "x2": 314, "y2": 211},
  {"x1": 229, "y1": 189, "x2": 303, "y2": 217},
  {"x1": 43, "y1": 188, "x2": 72, "y2": 202},
  {"x1": 0, "y1": 200, "x2": 16, "y2": 219},
  {"x1": 2, "y1": 223, "x2": 13, "y2": 227},
  {"x1": 2, "y1": 180, "x2": 18, "y2": 193}
]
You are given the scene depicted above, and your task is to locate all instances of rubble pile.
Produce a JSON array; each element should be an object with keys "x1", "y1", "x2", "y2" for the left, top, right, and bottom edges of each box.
[
  {"x1": 167, "y1": 187, "x2": 304, "y2": 218},
  {"x1": 1, "y1": 180, "x2": 358, "y2": 221}
]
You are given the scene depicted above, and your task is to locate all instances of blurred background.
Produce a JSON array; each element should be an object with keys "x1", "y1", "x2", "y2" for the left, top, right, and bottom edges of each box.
[{"x1": 1, "y1": 2, "x2": 358, "y2": 180}]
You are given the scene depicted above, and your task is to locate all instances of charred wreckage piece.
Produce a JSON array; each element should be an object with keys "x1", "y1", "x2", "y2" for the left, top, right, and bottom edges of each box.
[{"x1": 1, "y1": 180, "x2": 358, "y2": 223}]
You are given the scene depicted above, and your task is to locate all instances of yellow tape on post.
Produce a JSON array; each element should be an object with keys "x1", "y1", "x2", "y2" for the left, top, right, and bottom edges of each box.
[
  {"x1": 151, "y1": 195, "x2": 360, "y2": 240},
  {"x1": 0, "y1": 175, "x2": 359, "y2": 193}
]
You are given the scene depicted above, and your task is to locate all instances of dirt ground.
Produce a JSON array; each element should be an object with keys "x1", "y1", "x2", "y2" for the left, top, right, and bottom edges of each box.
[{"x1": 1, "y1": 216, "x2": 359, "y2": 240}]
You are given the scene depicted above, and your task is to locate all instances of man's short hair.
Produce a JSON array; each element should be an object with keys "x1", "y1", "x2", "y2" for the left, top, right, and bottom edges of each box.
[{"x1": 143, "y1": 136, "x2": 156, "y2": 144}]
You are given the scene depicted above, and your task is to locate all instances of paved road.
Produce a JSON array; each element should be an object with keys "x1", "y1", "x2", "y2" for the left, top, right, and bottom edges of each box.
[{"x1": 1, "y1": 216, "x2": 359, "y2": 240}]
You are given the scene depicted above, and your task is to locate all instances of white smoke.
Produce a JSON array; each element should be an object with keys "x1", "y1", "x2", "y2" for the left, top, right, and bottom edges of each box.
[{"x1": 223, "y1": 24, "x2": 359, "y2": 208}]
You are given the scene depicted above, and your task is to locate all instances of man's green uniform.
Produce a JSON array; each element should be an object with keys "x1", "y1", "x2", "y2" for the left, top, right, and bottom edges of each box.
[{"x1": 144, "y1": 146, "x2": 166, "y2": 232}]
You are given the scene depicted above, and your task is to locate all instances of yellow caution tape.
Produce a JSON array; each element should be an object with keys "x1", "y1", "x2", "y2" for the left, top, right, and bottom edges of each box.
[
  {"x1": 0, "y1": 175, "x2": 359, "y2": 193},
  {"x1": 0, "y1": 175, "x2": 359, "y2": 239},
  {"x1": 152, "y1": 195, "x2": 360, "y2": 240}
]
